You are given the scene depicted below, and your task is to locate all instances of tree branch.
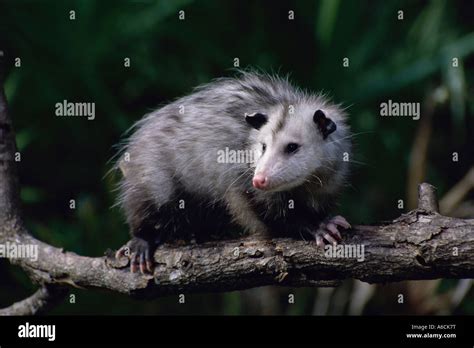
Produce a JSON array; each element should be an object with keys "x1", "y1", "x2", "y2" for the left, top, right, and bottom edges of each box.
[
  {"x1": 2, "y1": 207, "x2": 473, "y2": 299},
  {"x1": 0, "y1": 52, "x2": 22, "y2": 233},
  {"x1": 0, "y1": 284, "x2": 68, "y2": 316},
  {"x1": 0, "y1": 57, "x2": 473, "y2": 312}
]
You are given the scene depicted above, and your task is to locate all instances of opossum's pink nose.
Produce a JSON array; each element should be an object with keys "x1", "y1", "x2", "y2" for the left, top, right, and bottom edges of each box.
[{"x1": 252, "y1": 173, "x2": 268, "y2": 190}]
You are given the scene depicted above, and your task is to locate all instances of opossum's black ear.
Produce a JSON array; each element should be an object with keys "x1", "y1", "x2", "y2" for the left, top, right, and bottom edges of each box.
[
  {"x1": 245, "y1": 112, "x2": 268, "y2": 130},
  {"x1": 313, "y1": 110, "x2": 336, "y2": 140}
]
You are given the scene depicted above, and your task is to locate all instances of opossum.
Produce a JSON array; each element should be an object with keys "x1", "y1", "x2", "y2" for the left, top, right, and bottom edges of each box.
[{"x1": 115, "y1": 71, "x2": 352, "y2": 274}]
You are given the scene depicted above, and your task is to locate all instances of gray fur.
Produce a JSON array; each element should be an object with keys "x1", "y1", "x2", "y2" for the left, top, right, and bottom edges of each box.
[{"x1": 116, "y1": 71, "x2": 351, "y2": 241}]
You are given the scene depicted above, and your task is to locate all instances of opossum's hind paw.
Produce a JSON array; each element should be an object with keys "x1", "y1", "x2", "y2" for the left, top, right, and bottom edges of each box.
[
  {"x1": 115, "y1": 237, "x2": 155, "y2": 274},
  {"x1": 311, "y1": 215, "x2": 351, "y2": 248}
]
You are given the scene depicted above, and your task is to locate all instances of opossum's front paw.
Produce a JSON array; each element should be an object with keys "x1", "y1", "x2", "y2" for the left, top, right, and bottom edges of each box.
[
  {"x1": 115, "y1": 237, "x2": 154, "y2": 274},
  {"x1": 311, "y1": 215, "x2": 351, "y2": 248}
]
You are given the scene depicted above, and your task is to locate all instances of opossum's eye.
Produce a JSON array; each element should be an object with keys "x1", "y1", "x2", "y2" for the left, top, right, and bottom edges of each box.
[
  {"x1": 313, "y1": 110, "x2": 336, "y2": 140},
  {"x1": 285, "y1": 143, "x2": 299, "y2": 154},
  {"x1": 245, "y1": 112, "x2": 268, "y2": 130},
  {"x1": 262, "y1": 143, "x2": 267, "y2": 153}
]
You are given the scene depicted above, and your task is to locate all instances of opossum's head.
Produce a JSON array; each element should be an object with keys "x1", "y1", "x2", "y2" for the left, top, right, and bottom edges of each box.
[{"x1": 246, "y1": 102, "x2": 349, "y2": 193}]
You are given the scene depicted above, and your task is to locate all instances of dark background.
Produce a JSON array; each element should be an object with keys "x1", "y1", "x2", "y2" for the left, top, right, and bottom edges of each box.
[{"x1": 0, "y1": 0, "x2": 473, "y2": 314}]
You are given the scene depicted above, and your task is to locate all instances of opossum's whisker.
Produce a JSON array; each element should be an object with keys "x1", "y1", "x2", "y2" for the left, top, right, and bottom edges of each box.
[
  {"x1": 223, "y1": 166, "x2": 254, "y2": 197},
  {"x1": 326, "y1": 131, "x2": 372, "y2": 146},
  {"x1": 309, "y1": 174, "x2": 323, "y2": 187},
  {"x1": 346, "y1": 159, "x2": 368, "y2": 166},
  {"x1": 318, "y1": 164, "x2": 338, "y2": 174}
]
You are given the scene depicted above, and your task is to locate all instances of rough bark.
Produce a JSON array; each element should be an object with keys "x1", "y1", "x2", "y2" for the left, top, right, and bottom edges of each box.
[
  {"x1": 1, "y1": 57, "x2": 473, "y2": 313},
  {"x1": 0, "y1": 284, "x2": 68, "y2": 316},
  {"x1": 2, "y1": 207, "x2": 473, "y2": 301}
]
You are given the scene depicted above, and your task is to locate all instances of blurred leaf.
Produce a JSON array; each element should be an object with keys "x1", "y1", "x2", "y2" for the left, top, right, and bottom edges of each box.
[
  {"x1": 316, "y1": 0, "x2": 340, "y2": 46},
  {"x1": 15, "y1": 129, "x2": 35, "y2": 151},
  {"x1": 353, "y1": 32, "x2": 474, "y2": 101},
  {"x1": 442, "y1": 53, "x2": 466, "y2": 135},
  {"x1": 20, "y1": 186, "x2": 45, "y2": 204}
]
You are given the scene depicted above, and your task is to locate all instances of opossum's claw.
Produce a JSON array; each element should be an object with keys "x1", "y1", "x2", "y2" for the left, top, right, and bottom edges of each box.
[
  {"x1": 311, "y1": 215, "x2": 351, "y2": 247},
  {"x1": 326, "y1": 223, "x2": 342, "y2": 241},
  {"x1": 116, "y1": 237, "x2": 155, "y2": 274},
  {"x1": 331, "y1": 215, "x2": 352, "y2": 229},
  {"x1": 115, "y1": 247, "x2": 125, "y2": 260},
  {"x1": 130, "y1": 252, "x2": 139, "y2": 273},
  {"x1": 315, "y1": 234, "x2": 325, "y2": 248}
]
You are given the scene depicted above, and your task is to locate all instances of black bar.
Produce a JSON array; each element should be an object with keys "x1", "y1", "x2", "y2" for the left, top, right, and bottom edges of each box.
[{"x1": 0, "y1": 316, "x2": 472, "y2": 346}]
